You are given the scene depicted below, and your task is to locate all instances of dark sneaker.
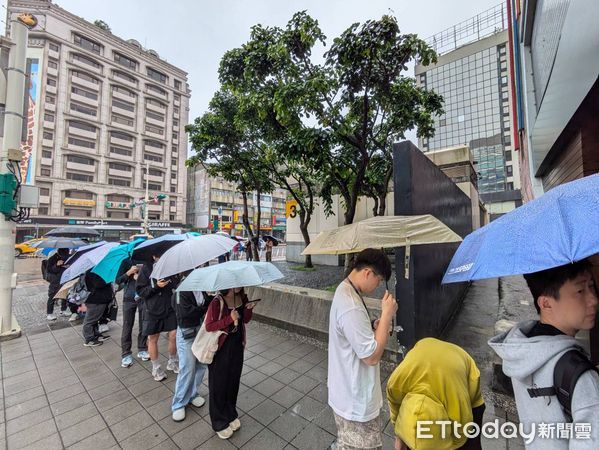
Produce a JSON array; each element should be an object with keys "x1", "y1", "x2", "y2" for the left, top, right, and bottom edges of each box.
[
  {"x1": 98, "y1": 334, "x2": 111, "y2": 341},
  {"x1": 84, "y1": 340, "x2": 103, "y2": 347}
]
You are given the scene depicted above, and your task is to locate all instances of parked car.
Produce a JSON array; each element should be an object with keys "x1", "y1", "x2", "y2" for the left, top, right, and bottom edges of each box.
[{"x1": 15, "y1": 238, "x2": 44, "y2": 257}]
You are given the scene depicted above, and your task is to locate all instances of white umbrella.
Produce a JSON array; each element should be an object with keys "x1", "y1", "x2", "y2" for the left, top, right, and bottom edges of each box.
[
  {"x1": 176, "y1": 261, "x2": 284, "y2": 292},
  {"x1": 60, "y1": 242, "x2": 119, "y2": 284},
  {"x1": 151, "y1": 234, "x2": 237, "y2": 280}
]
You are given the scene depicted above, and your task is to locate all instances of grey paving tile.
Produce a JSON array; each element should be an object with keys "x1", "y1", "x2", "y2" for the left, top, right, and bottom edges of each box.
[
  {"x1": 307, "y1": 382, "x2": 328, "y2": 402},
  {"x1": 273, "y1": 353, "x2": 300, "y2": 367},
  {"x1": 6, "y1": 418, "x2": 57, "y2": 449},
  {"x1": 95, "y1": 388, "x2": 134, "y2": 412},
  {"x1": 196, "y1": 434, "x2": 236, "y2": 449},
  {"x1": 60, "y1": 414, "x2": 106, "y2": 447},
  {"x1": 51, "y1": 391, "x2": 92, "y2": 417},
  {"x1": 269, "y1": 410, "x2": 310, "y2": 442},
  {"x1": 289, "y1": 374, "x2": 320, "y2": 394},
  {"x1": 270, "y1": 386, "x2": 305, "y2": 409},
  {"x1": 5, "y1": 406, "x2": 53, "y2": 436},
  {"x1": 145, "y1": 397, "x2": 174, "y2": 422},
  {"x1": 290, "y1": 396, "x2": 327, "y2": 421},
  {"x1": 109, "y1": 409, "x2": 154, "y2": 442},
  {"x1": 253, "y1": 378, "x2": 285, "y2": 397},
  {"x1": 4, "y1": 385, "x2": 45, "y2": 408},
  {"x1": 21, "y1": 432, "x2": 64, "y2": 450},
  {"x1": 157, "y1": 408, "x2": 201, "y2": 436},
  {"x1": 127, "y1": 377, "x2": 160, "y2": 396},
  {"x1": 305, "y1": 365, "x2": 328, "y2": 383},
  {"x1": 272, "y1": 367, "x2": 302, "y2": 385},
  {"x1": 101, "y1": 398, "x2": 144, "y2": 426},
  {"x1": 240, "y1": 369, "x2": 268, "y2": 387},
  {"x1": 150, "y1": 438, "x2": 179, "y2": 450},
  {"x1": 237, "y1": 388, "x2": 267, "y2": 413},
  {"x1": 171, "y1": 417, "x2": 214, "y2": 449},
  {"x1": 45, "y1": 374, "x2": 80, "y2": 393},
  {"x1": 3, "y1": 358, "x2": 36, "y2": 377},
  {"x1": 313, "y1": 407, "x2": 337, "y2": 435},
  {"x1": 137, "y1": 385, "x2": 173, "y2": 408},
  {"x1": 5, "y1": 394, "x2": 48, "y2": 421},
  {"x1": 243, "y1": 428, "x2": 288, "y2": 450},
  {"x1": 228, "y1": 415, "x2": 263, "y2": 448},
  {"x1": 248, "y1": 398, "x2": 286, "y2": 426},
  {"x1": 120, "y1": 423, "x2": 169, "y2": 450},
  {"x1": 47, "y1": 382, "x2": 86, "y2": 405},
  {"x1": 382, "y1": 433, "x2": 396, "y2": 450},
  {"x1": 66, "y1": 427, "x2": 118, "y2": 450},
  {"x1": 55, "y1": 401, "x2": 99, "y2": 431},
  {"x1": 245, "y1": 354, "x2": 270, "y2": 370},
  {"x1": 88, "y1": 380, "x2": 125, "y2": 401},
  {"x1": 290, "y1": 422, "x2": 336, "y2": 450},
  {"x1": 288, "y1": 359, "x2": 316, "y2": 375},
  {"x1": 303, "y1": 349, "x2": 328, "y2": 364}
]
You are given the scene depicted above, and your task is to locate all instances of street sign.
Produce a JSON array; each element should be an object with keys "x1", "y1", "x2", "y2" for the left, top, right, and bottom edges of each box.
[
  {"x1": 286, "y1": 200, "x2": 298, "y2": 218},
  {"x1": 217, "y1": 206, "x2": 222, "y2": 216}
]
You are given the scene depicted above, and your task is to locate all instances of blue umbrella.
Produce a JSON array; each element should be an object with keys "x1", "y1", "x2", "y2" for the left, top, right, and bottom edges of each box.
[
  {"x1": 442, "y1": 174, "x2": 599, "y2": 284},
  {"x1": 176, "y1": 261, "x2": 284, "y2": 292},
  {"x1": 61, "y1": 242, "x2": 119, "y2": 284},
  {"x1": 131, "y1": 233, "x2": 196, "y2": 261},
  {"x1": 92, "y1": 239, "x2": 145, "y2": 283}
]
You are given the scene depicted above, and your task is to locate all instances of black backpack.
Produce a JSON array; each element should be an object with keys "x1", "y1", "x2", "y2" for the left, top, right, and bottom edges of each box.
[
  {"x1": 41, "y1": 259, "x2": 50, "y2": 282},
  {"x1": 527, "y1": 349, "x2": 599, "y2": 421}
]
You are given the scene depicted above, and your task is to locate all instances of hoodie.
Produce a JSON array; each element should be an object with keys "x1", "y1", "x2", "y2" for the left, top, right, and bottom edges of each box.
[{"x1": 489, "y1": 320, "x2": 599, "y2": 449}]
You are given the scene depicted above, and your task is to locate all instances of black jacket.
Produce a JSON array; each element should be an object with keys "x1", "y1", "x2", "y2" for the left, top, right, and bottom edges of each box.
[
  {"x1": 135, "y1": 262, "x2": 174, "y2": 318},
  {"x1": 84, "y1": 272, "x2": 114, "y2": 305},
  {"x1": 116, "y1": 270, "x2": 137, "y2": 302},
  {"x1": 46, "y1": 251, "x2": 68, "y2": 289},
  {"x1": 172, "y1": 291, "x2": 211, "y2": 329}
]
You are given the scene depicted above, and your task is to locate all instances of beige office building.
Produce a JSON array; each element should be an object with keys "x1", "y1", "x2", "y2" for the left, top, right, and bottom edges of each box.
[{"x1": 7, "y1": 0, "x2": 190, "y2": 239}]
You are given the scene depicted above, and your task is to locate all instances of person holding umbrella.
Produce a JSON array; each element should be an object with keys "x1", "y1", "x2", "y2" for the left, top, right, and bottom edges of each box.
[
  {"x1": 45, "y1": 248, "x2": 70, "y2": 321},
  {"x1": 265, "y1": 237, "x2": 274, "y2": 262},
  {"x1": 82, "y1": 271, "x2": 114, "y2": 347},
  {"x1": 136, "y1": 253, "x2": 178, "y2": 381}
]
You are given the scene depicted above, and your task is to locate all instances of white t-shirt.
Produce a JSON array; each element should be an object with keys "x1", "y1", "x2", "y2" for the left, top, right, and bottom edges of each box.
[{"x1": 328, "y1": 279, "x2": 382, "y2": 422}]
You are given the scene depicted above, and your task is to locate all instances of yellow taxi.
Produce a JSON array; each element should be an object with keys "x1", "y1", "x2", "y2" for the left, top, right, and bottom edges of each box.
[{"x1": 15, "y1": 238, "x2": 43, "y2": 257}]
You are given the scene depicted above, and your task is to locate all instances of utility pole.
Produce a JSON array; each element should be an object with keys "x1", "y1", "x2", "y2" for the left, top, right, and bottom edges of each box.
[
  {"x1": 143, "y1": 161, "x2": 149, "y2": 235},
  {"x1": 0, "y1": 16, "x2": 30, "y2": 340}
]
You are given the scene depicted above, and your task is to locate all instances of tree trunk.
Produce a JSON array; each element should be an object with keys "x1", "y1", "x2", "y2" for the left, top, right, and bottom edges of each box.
[
  {"x1": 377, "y1": 192, "x2": 386, "y2": 216},
  {"x1": 372, "y1": 196, "x2": 379, "y2": 217},
  {"x1": 253, "y1": 190, "x2": 261, "y2": 261},
  {"x1": 241, "y1": 191, "x2": 254, "y2": 240},
  {"x1": 299, "y1": 207, "x2": 313, "y2": 268}
]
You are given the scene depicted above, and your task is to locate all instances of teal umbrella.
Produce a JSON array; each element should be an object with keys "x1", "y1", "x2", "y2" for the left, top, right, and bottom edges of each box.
[{"x1": 91, "y1": 239, "x2": 144, "y2": 283}]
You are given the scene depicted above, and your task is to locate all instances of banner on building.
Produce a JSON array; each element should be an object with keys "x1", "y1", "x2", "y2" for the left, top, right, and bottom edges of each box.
[{"x1": 20, "y1": 57, "x2": 41, "y2": 185}]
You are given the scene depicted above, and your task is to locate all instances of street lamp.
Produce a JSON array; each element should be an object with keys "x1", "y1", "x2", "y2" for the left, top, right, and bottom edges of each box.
[{"x1": 143, "y1": 161, "x2": 149, "y2": 235}]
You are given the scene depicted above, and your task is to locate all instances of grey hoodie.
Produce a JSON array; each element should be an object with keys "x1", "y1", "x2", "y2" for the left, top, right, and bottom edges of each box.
[{"x1": 489, "y1": 320, "x2": 599, "y2": 449}]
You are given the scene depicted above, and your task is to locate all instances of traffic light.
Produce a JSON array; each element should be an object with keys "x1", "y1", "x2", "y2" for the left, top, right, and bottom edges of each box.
[
  {"x1": 212, "y1": 218, "x2": 219, "y2": 230},
  {"x1": 0, "y1": 174, "x2": 17, "y2": 216}
]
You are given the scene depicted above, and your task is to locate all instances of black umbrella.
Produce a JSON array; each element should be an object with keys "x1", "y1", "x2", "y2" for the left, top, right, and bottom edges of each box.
[
  {"x1": 131, "y1": 233, "x2": 191, "y2": 262},
  {"x1": 32, "y1": 238, "x2": 87, "y2": 249},
  {"x1": 262, "y1": 235, "x2": 279, "y2": 246},
  {"x1": 65, "y1": 241, "x2": 108, "y2": 265},
  {"x1": 45, "y1": 227, "x2": 100, "y2": 238}
]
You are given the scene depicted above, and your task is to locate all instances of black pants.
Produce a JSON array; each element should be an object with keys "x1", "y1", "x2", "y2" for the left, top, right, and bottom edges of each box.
[
  {"x1": 82, "y1": 303, "x2": 108, "y2": 343},
  {"x1": 121, "y1": 300, "x2": 147, "y2": 357},
  {"x1": 458, "y1": 404, "x2": 485, "y2": 450},
  {"x1": 208, "y1": 329, "x2": 244, "y2": 431}
]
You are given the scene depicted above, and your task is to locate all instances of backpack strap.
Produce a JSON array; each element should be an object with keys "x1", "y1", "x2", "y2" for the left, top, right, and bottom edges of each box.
[{"x1": 527, "y1": 349, "x2": 599, "y2": 422}]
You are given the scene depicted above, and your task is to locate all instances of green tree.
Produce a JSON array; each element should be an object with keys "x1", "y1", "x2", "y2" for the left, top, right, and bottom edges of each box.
[{"x1": 220, "y1": 12, "x2": 443, "y2": 227}]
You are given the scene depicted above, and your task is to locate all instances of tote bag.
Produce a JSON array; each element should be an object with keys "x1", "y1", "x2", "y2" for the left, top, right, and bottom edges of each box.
[{"x1": 191, "y1": 297, "x2": 227, "y2": 364}]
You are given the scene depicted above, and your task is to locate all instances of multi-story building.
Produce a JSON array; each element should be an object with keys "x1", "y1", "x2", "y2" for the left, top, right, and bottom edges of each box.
[
  {"x1": 415, "y1": 3, "x2": 522, "y2": 219},
  {"x1": 6, "y1": 0, "x2": 190, "y2": 239},
  {"x1": 186, "y1": 166, "x2": 288, "y2": 240}
]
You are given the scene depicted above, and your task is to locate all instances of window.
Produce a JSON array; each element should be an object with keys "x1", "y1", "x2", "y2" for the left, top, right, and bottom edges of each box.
[
  {"x1": 108, "y1": 178, "x2": 131, "y2": 187},
  {"x1": 70, "y1": 102, "x2": 97, "y2": 116},
  {"x1": 506, "y1": 165, "x2": 513, "y2": 176},
  {"x1": 42, "y1": 150, "x2": 52, "y2": 159},
  {"x1": 66, "y1": 155, "x2": 95, "y2": 165},
  {"x1": 41, "y1": 168, "x2": 51, "y2": 177},
  {"x1": 107, "y1": 211, "x2": 130, "y2": 219},
  {"x1": 172, "y1": 158, "x2": 178, "y2": 167},
  {"x1": 170, "y1": 200, "x2": 176, "y2": 207},
  {"x1": 44, "y1": 113, "x2": 55, "y2": 122},
  {"x1": 148, "y1": 168, "x2": 163, "y2": 177},
  {"x1": 146, "y1": 110, "x2": 165, "y2": 122},
  {"x1": 74, "y1": 33, "x2": 102, "y2": 54},
  {"x1": 45, "y1": 95, "x2": 55, "y2": 104},
  {"x1": 49, "y1": 42, "x2": 59, "y2": 52},
  {"x1": 38, "y1": 207, "x2": 49, "y2": 215},
  {"x1": 145, "y1": 124, "x2": 164, "y2": 135},
  {"x1": 171, "y1": 172, "x2": 177, "y2": 180},
  {"x1": 71, "y1": 70, "x2": 99, "y2": 85},
  {"x1": 112, "y1": 85, "x2": 135, "y2": 97},
  {"x1": 64, "y1": 208, "x2": 92, "y2": 218},
  {"x1": 71, "y1": 85, "x2": 98, "y2": 100},
  {"x1": 145, "y1": 139, "x2": 164, "y2": 149},
  {"x1": 109, "y1": 162, "x2": 132, "y2": 172},
  {"x1": 66, "y1": 172, "x2": 94, "y2": 182},
  {"x1": 172, "y1": 132, "x2": 178, "y2": 140},
  {"x1": 173, "y1": 106, "x2": 179, "y2": 114},
  {"x1": 68, "y1": 137, "x2": 95, "y2": 149},
  {"x1": 111, "y1": 131, "x2": 134, "y2": 141},
  {"x1": 112, "y1": 99, "x2": 135, "y2": 112},
  {"x1": 43, "y1": 131, "x2": 53, "y2": 140},
  {"x1": 148, "y1": 214, "x2": 160, "y2": 221},
  {"x1": 72, "y1": 53, "x2": 101, "y2": 69},
  {"x1": 169, "y1": 214, "x2": 175, "y2": 221},
  {"x1": 112, "y1": 114, "x2": 134, "y2": 127},
  {"x1": 107, "y1": 194, "x2": 131, "y2": 203},
  {"x1": 170, "y1": 185, "x2": 177, "y2": 193},
  {"x1": 147, "y1": 67, "x2": 167, "y2": 84},
  {"x1": 173, "y1": 119, "x2": 179, "y2": 127},
  {"x1": 174, "y1": 79, "x2": 182, "y2": 90},
  {"x1": 110, "y1": 146, "x2": 132, "y2": 157},
  {"x1": 113, "y1": 70, "x2": 137, "y2": 85},
  {"x1": 114, "y1": 52, "x2": 138, "y2": 70},
  {"x1": 48, "y1": 59, "x2": 58, "y2": 69},
  {"x1": 148, "y1": 183, "x2": 162, "y2": 191},
  {"x1": 146, "y1": 98, "x2": 166, "y2": 109},
  {"x1": 69, "y1": 121, "x2": 97, "y2": 133},
  {"x1": 147, "y1": 84, "x2": 166, "y2": 96},
  {"x1": 47, "y1": 77, "x2": 57, "y2": 87},
  {"x1": 64, "y1": 190, "x2": 93, "y2": 200},
  {"x1": 144, "y1": 153, "x2": 163, "y2": 163},
  {"x1": 174, "y1": 94, "x2": 181, "y2": 102}
]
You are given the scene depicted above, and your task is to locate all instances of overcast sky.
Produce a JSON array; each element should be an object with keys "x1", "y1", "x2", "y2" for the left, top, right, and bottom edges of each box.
[{"x1": 2, "y1": 0, "x2": 501, "y2": 143}]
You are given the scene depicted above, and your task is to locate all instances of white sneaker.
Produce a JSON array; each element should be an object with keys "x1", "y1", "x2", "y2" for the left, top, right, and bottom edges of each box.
[
  {"x1": 166, "y1": 359, "x2": 179, "y2": 374},
  {"x1": 229, "y1": 418, "x2": 241, "y2": 431},
  {"x1": 216, "y1": 426, "x2": 234, "y2": 440},
  {"x1": 172, "y1": 408, "x2": 186, "y2": 422},
  {"x1": 152, "y1": 366, "x2": 167, "y2": 382},
  {"x1": 190, "y1": 396, "x2": 205, "y2": 408},
  {"x1": 68, "y1": 313, "x2": 79, "y2": 322},
  {"x1": 47, "y1": 314, "x2": 57, "y2": 321},
  {"x1": 60, "y1": 310, "x2": 70, "y2": 317},
  {"x1": 98, "y1": 324, "x2": 110, "y2": 333}
]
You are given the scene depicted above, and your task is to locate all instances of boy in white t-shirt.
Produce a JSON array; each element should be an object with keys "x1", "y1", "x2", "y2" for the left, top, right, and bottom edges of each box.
[{"x1": 328, "y1": 248, "x2": 398, "y2": 450}]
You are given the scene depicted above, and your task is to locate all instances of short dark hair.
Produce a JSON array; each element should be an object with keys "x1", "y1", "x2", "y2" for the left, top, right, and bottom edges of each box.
[
  {"x1": 348, "y1": 248, "x2": 392, "y2": 282},
  {"x1": 523, "y1": 260, "x2": 592, "y2": 314}
]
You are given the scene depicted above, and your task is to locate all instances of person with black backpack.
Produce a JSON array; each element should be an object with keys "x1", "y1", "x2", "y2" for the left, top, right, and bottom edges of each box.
[
  {"x1": 489, "y1": 260, "x2": 599, "y2": 449},
  {"x1": 82, "y1": 271, "x2": 114, "y2": 347},
  {"x1": 44, "y1": 248, "x2": 70, "y2": 321}
]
